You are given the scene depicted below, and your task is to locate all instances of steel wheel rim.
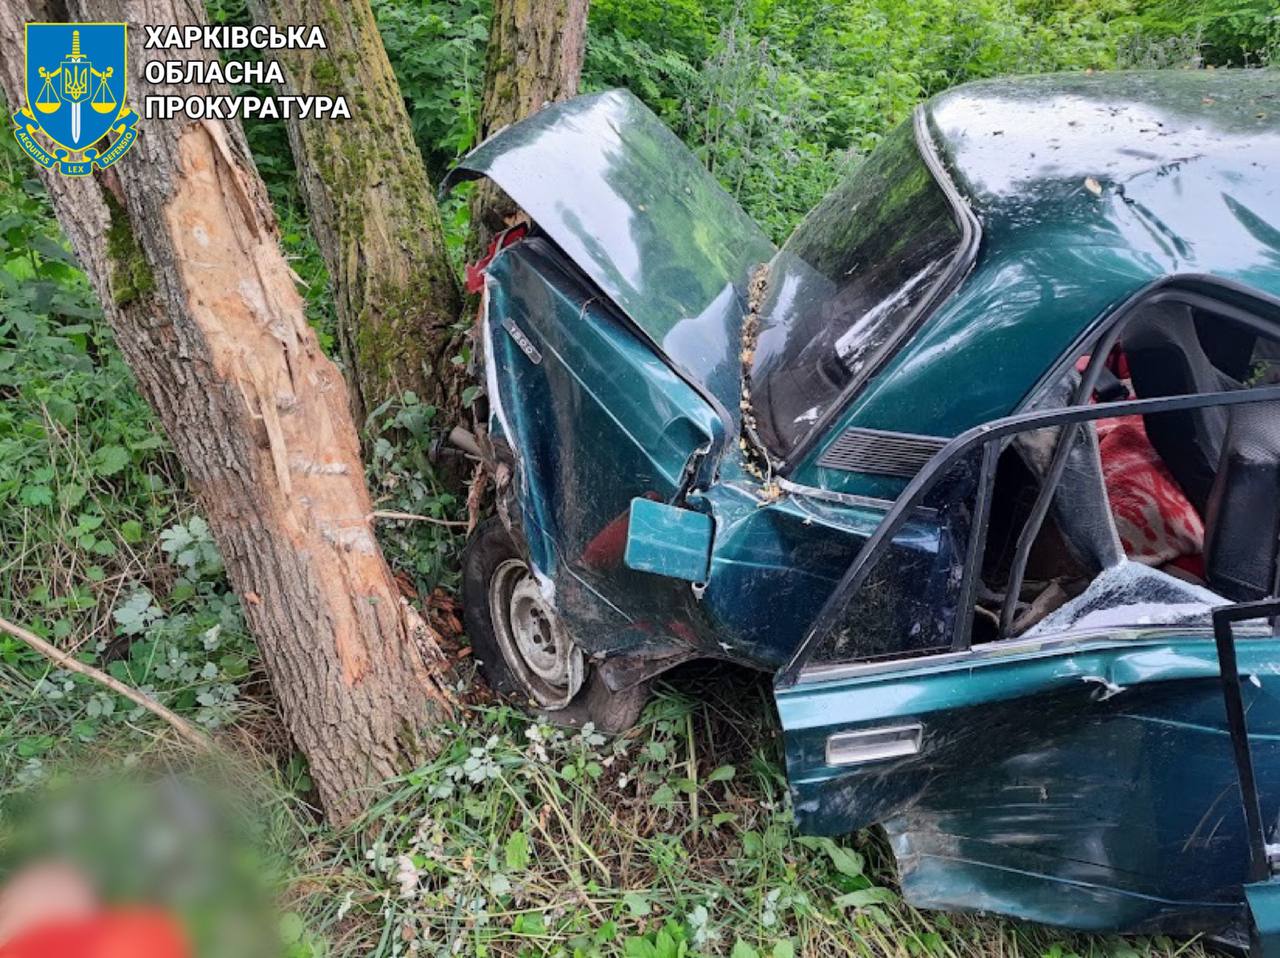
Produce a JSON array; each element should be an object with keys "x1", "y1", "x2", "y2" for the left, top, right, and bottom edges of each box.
[{"x1": 487, "y1": 558, "x2": 583, "y2": 709}]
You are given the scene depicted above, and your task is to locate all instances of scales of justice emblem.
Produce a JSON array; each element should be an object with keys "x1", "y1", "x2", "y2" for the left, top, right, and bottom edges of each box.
[{"x1": 13, "y1": 23, "x2": 138, "y2": 176}]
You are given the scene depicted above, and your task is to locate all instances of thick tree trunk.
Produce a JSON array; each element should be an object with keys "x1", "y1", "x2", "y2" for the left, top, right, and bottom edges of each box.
[
  {"x1": 471, "y1": 0, "x2": 589, "y2": 253},
  {"x1": 0, "y1": 0, "x2": 454, "y2": 824},
  {"x1": 247, "y1": 0, "x2": 463, "y2": 427}
]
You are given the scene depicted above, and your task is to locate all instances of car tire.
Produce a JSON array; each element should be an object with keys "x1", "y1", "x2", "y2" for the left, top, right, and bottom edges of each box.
[{"x1": 463, "y1": 517, "x2": 649, "y2": 731}]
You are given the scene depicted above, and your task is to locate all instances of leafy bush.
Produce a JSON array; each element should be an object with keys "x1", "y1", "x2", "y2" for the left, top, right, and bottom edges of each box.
[
  {"x1": 580, "y1": 0, "x2": 1274, "y2": 241},
  {"x1": 0, "y1": 137, "x2": 173, "y2": 644},
  {"x1": 0, "y1": 138, "x2": 259, "y2": 785},
  {"x1": 364, "y1": 390, "x2": 467, "y2": 595},
  {"x1": 582, "y1": 0, "x2": 1128, "y2": 240},
  {"x1": 1122, "y1": 0, "x2": 1279, "y2": 66},
  {"x1": 372, "y1": 0, "x2": 491, "y2": 182}
]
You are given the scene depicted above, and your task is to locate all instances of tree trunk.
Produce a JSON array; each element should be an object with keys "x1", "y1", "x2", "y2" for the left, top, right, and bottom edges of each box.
[
  {"x1": 0, "y1": 0, "x2": 454, "y2": 825},
  {"x1": 471, "y1": 0, "x2": 590, "y2": 253},
  {"x1": 247, "y1": 0, "x2": 463, "y2": 427}
]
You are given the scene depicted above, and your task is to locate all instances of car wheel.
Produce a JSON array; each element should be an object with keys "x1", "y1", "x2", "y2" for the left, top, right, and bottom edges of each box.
[
  {"x1": 464, "y1": 517, "x2": 584, "y2": 709},
  {"x1": 463, "y1": 517, "x2": 650, "y2": 731}
]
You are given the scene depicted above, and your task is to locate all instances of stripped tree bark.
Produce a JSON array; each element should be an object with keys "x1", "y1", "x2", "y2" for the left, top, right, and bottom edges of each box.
[
  {"x1": 247, "y1": 0, "x2": 463, "y2": 427},
  {"x1": 470, "y1": 0, "x2": 590, "y2": 254},
  {"x1": 0, "y1": 0, "x2": 454, "y2": 824}
]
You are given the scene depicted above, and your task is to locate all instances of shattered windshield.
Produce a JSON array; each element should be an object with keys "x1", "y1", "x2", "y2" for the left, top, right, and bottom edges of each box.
[{"x1": 748, "y1": 116, "x2": 964, "y2": 460}]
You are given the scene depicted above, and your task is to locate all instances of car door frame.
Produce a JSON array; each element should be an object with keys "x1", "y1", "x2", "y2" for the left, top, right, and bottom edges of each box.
[
  {"x1": 780, "y1": 381, "x2": 1280, "y2": 688},
  {"x1": 771, "y1": 382, "x2": 1280, "y2": 933},
  {"x1": 771, "y1": 276, "x2": 1280, "y2": 929},
  {"x1": 781, "y1": 275, "x2": 1280, "y2": 685}
]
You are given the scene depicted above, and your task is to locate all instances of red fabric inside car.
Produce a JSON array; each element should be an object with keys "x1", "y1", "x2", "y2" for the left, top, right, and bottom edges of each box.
[{"x1": 1082, "y1": 350, "x2": 1206, "y2": 578}]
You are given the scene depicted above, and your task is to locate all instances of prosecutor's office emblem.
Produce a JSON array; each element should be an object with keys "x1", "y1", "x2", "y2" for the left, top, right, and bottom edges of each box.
[{"x1": 13, "y1": 23, "x2": 138, "y2": 176}]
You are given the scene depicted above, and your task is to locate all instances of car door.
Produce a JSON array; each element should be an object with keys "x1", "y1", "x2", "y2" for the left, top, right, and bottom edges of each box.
[{"x1": 774, "y1": 384, "x2": 1280, "y2": 935}]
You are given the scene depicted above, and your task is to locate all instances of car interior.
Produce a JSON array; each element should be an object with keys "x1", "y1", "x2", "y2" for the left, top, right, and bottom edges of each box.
[{"x1": 973, "y1": 297, "x2": 1280, "y2": 644}]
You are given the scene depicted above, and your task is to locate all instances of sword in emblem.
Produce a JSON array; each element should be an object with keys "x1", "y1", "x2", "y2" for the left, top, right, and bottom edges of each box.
[{"x1": 62, "y1": 30, "x2": 88, "y2": 145}]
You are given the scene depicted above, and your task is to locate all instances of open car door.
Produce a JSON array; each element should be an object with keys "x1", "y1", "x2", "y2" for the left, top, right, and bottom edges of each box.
[
  {"x1": 1214, "y1": 600, "x2": 1280, "y2": 955},
  {"x1": 774, "y1": 384, "x2": 1280, "y2": 938}
]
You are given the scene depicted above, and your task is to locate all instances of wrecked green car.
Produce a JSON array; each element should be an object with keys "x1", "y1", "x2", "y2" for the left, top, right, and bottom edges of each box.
[{"x1": 444, "y1": 71, "x2": 1280, "y2": 944}]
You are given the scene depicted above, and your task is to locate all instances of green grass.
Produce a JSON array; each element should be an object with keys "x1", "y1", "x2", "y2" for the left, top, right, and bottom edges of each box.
[
  {"x1": 0, "y1": 633, "x2": 1221, "y2": 958},
  {"x1": 204, "y1": 669, "x2": 1218, "y2": 957}
]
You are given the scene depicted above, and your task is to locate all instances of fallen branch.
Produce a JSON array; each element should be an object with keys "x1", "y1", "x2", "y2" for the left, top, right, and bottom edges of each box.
[
  {"x1": 0, "y1": 616, "x2": 213, "y2": 752},
  {"x1": 370, "y1": 510, "x2": 469, "y2": 528}
]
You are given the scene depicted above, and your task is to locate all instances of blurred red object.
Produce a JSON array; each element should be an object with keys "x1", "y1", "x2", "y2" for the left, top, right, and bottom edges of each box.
[
  {"x1": 465, "y1": 224, "x2": 527, "y2": 293},
  {"x1": 0, "y1": 910, "x2": 190, "y2": 958}
]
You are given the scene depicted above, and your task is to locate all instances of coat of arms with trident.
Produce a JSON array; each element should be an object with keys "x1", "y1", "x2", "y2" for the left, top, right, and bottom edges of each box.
[
  {"x1": 13, "y1": 22, "x2": 138, "y2": 176},
  {"x1": 36, "y1": 29, "x2": 116, "y2": 146}
]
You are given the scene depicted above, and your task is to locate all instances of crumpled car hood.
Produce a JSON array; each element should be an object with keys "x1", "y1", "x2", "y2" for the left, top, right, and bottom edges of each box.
[{"x1": 443, "y1": 89, "x2": 776, "y2": 418}]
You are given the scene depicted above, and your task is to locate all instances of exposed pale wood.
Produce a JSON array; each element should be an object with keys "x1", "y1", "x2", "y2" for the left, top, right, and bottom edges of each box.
[
  {"x1": 0, "y1": 616, "x2": 213, "y2": 752},
  {"x1": 0, "y1": 0, "x2": 455, "y2": 824}
]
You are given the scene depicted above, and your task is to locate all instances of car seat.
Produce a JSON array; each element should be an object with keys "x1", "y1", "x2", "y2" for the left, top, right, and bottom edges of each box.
[
  {"x1": 1203, "y1": 400, "x2": 1280, "y2": 601},
  {"x1": 1014, "y1": 370, "x2": 1124, "y2": 575},
  {"x1": 1124, "y1": 303, "x2": 1242, "y2": 514}
]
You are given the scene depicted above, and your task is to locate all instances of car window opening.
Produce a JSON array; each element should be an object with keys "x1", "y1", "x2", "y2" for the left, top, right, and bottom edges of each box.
[
  {"x1": 973, "y1": 298, "x2": 1280, "y2": 645},
  {"x1": 795, "y1": 293, "x2": 1280, "y2": 677}
]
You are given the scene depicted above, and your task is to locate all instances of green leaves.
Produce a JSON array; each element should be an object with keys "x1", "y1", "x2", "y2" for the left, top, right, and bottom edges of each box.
[
  {"x1": 504, "y1": 830, "x2": 530, "y2": 871},
  {"x1": 362, "y1": 387, "x2": 467, "y2": 597},
  {"x1": 371, "y1": 0, "x2": 488, "y2": 179},
  {"x1": 277, "y1": 912, "x2": 306, "y2": 947},
  {"x1": 58, "y1": 482, "x2": 86, "y2": 509},
  {"x1": 581, "y1": 0, "x2": 1242, "y2": 246},
  {"x1": 112, "y1": 589, "x2": 162, "y2": 637},
  {"x1": 0, "y1": 138, "x2": 184, "y2": 763},
  {"x1": 797, "y1": 835, "x2": 865, "y2": 880},
  {"x1": 19, "y1": 484, "x2": 52, "y2": 507},
  {"x1": 623, "y1": 921, "x2": 691, "y2": 958},
  {"x1": 622, "y1": 891, "x2": 653, "y2": 917},
  {"x1": 832, "y1": 886, "x2": 899, "y2": 911},
  {"x1": 90, "y1": 444, "x2": 130, "y2": 476},
  {"x1": 159, "y1": 516, "x2": 225, "y2": 579}
]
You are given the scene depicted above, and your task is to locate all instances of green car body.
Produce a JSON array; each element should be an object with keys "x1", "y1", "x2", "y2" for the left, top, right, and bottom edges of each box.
[{"x1": 446, "y1": 70, "x2": 1280, "y2": 944}]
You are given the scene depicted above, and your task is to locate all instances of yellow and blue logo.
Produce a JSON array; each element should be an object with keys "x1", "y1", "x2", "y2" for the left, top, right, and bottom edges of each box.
[{"x1": 12, "y1": 23, "x2": 138, "y2": 176}]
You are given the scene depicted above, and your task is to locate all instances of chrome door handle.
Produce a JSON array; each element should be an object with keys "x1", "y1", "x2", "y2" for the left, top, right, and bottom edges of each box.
[{"x1": 826, "y1": 724, "x2": 922, "y2": 767}]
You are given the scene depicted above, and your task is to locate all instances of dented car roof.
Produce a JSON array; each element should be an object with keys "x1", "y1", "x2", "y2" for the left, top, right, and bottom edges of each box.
[{"x1": 926, "y1": 70, "x2": 1280, "y2": 274}]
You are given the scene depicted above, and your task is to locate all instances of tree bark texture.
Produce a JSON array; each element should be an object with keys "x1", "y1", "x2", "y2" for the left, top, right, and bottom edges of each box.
[
  {"x1": 471, "y1": 0, "x2": 590, "y2": 253},
  {"x1": 248, "y1": 0, "x2": 463, "y2": 428},
  {"x1": 0, "y1": 0, "x2": 454, "y2": 825}
]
